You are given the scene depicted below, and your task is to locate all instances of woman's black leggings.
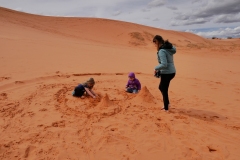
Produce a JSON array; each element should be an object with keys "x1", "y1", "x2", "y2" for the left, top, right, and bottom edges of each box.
[{"x1": 159, "y1": 73, "x2": 175, "y2": 110}]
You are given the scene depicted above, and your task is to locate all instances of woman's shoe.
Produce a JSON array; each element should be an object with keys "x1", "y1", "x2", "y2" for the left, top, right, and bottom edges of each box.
[{"x1": 161, "y1": 104, "x2": 170, "y2": 110}]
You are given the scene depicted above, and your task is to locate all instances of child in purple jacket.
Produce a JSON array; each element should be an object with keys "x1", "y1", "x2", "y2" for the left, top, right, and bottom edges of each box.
[{"x1": 126, "y1": 72, "x2": 141, "y2": 93}]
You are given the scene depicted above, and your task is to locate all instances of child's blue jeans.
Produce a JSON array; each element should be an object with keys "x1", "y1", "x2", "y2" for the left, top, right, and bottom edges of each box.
[{"x1": 126, "y1": 88, "x2": 138, "y2": 93}]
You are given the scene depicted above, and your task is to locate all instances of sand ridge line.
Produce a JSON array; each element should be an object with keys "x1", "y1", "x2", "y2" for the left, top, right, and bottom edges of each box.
[{"x1": 0, "y1": 72, "x2": 149, "y2": 92}]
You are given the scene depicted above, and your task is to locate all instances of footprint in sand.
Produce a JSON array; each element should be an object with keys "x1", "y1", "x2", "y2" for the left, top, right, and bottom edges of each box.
[
  {"x1": 52, "y1": 120, "x2": 65, "y2": 128},
  {"x1": 24, "y1": 145, "x2": 36, "y2": 158},
  {"x1": 0, "y1": 93, "x2": 7, "y2": 100},
  {"x1": 15, "y1": 81, "x2": 24, "y2": 84},
  {"x1": 207, "y1": 146, "x2": 217, "y2": 152},
  {"x1": 0, "y1": 77, "x2": 11, "y2": 82}
]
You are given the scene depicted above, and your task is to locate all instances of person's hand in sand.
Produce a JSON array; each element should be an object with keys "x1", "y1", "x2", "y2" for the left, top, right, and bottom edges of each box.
[{"x1": 85, "y1": 88, "x2": 97, "y2": 98}]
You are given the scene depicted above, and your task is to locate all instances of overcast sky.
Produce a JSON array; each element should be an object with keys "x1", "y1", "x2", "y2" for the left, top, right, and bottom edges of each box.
[{"x1": 1, "y1": 0, "x2": 240, "y2": 38}]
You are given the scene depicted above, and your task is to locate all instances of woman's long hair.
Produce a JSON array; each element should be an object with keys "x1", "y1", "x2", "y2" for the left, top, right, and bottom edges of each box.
[{"x1": 153, "y1": 35, "x2": 173, "y2": 49}]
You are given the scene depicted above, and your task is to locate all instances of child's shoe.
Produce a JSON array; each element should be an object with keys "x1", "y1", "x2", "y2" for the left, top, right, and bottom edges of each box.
[{"x1": 72, "y1": 91, "x2": 75, "y2": 96}]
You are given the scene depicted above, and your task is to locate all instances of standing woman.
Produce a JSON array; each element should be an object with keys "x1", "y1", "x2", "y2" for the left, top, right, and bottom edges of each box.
[{"x1": 153, "y1": 35, "x2": 176, "y2": 112}]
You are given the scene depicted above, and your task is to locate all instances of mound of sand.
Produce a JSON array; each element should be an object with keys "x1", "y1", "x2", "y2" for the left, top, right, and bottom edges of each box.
[
  {"x1": 97, "y1": 94, "x2": 113, "y2": 109},
  {"x1": 132, "y1": 86, "x2": 156, "y2": 105},
  {"x1": 95, "y1": 94, "x2": 121, "y2": 116}
]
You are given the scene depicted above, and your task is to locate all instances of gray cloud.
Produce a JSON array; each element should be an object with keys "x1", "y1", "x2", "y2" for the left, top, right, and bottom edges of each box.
[
  {"x1": 172, "y1": 0, "x2": 240, "y2": 26},
  {"x1": 175, "y1": 13, "x2": 190, "y2": 20},
  {"x1": 112, "y1": 10, "x2": 122, "y2": 16},
  {"x1": 192, "y1": 0, "x2": 201, "y2": 3},
  {"x1": 167, "y1": 6, "x2": 177, "y2": 10},
  {"x1": 194, "y1": 1, "x2": 240, "y2": 18},
  {"x1": 214, "y1": 14, "x2": 240, "y2": 23},
  {"x1": 184, "y1": 18, "x2": 208, "y2": 25},
  {"x1": 142, "y1": 8, "x2": 151, "y2": 12},
  {"x1": 147, "y1": 0, "x2": 165, "y2": 8},
  {"x1": 171, "y1": 18, "x2": 208, "y2": 26},
  {"x1": 153, "y1": 18, "x2": 160, "y2": 21}
]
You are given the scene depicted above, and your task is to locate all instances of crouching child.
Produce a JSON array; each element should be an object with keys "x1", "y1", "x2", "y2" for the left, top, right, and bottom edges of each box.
[
  {"x1": 126, "y1": 72, "x2": 141, "y2": 93},
  {"x1": 72, "y1": 78, "x2": 98, "y2": 98}
]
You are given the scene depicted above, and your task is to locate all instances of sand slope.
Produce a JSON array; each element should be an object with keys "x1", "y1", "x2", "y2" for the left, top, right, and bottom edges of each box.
[{"x1": 0, "y1": 7, "x2": 240, "y2": 160}]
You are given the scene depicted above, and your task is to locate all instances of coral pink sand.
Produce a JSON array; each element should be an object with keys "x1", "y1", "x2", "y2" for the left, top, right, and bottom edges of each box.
[{"x1": 0, "y1": 7, "x2": 240, "y2": 160}]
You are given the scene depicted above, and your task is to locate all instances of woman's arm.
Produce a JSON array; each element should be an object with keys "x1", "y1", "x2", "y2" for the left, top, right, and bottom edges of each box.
[{"x1": 155, "y1": 50, "x2": 167, "y2": 70}]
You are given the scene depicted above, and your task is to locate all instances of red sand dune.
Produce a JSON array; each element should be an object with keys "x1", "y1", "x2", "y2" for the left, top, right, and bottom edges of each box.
[{"x1": 0, "y1": 7, "x2": 240, "y2": 160}]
